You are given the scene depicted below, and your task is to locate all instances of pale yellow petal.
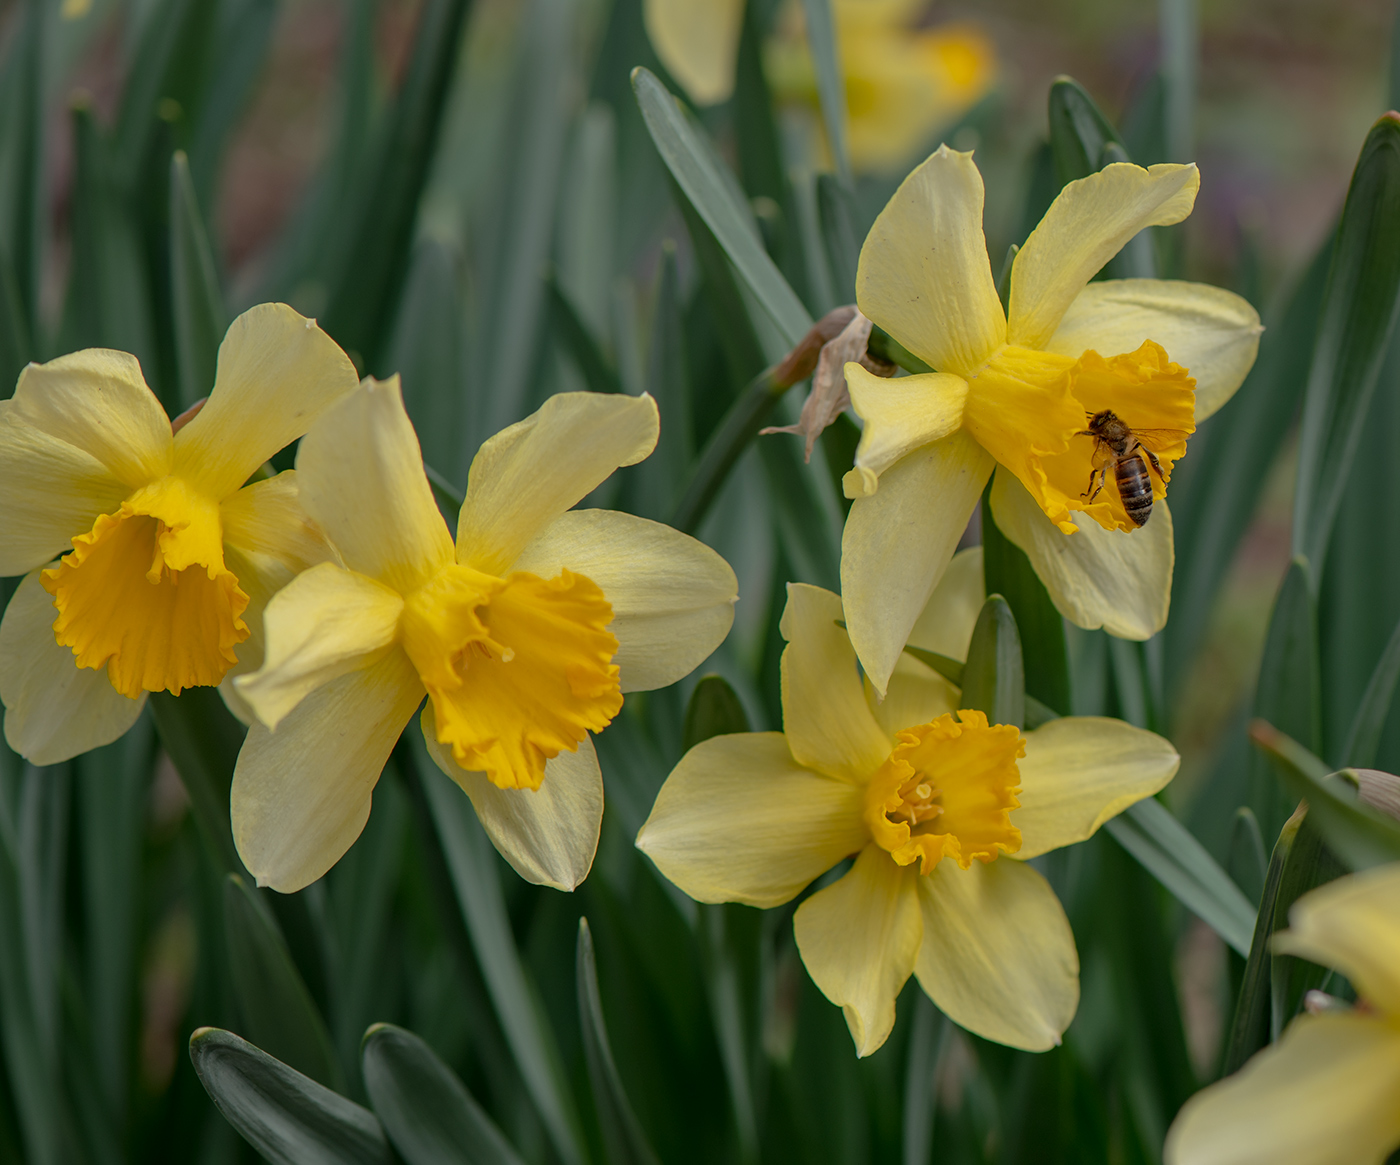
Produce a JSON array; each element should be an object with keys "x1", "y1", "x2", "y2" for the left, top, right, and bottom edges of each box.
[
  {"x1": 234, "y1": 562, "x2": 404, "y2": 731},
  {"x1": 219, "y1": 472, "x2": 340, "y2": 725},
  {"x1": 907, "y1": 544, "x2": 985, "y2": 660},
  {"x1": 0, "y1": 406, "x2": 129, "y2": 575},
  {"x1": 841, "y1": 431, "x2": 993, "y2": 696},
  {"x1": 1014, "y1": 717, "x2": 1179, "y2": 859},
  {"x1": 855, "y1": 145, "x2": 1006, "y2": 377},
  {"x1": 643, "y1": 0, "x2": 743, "y2": 105},
  {"x1": 424, "y1": 705, "x2": 602, "y2": 891},
  {"x1": 457, "y1": 392, "x2": 659, "y2": 576},
  {"x1": 1273, "y1": 863, "x2": 1400, "y2": 1017},
  {"x1": 509, "y1": 508, "x2": 736, "y2": 693},
  {"x1": 793, "y1": 843, "x2": 922, "y2": 1057},
  {"x1": 1164, "y1": 1013, "x2": 1400, "y2": 1165},
  {"x1": 914, "y1": 857, "x2": 1078, "y2": 1050},
  {"x1": 865, "y1": 666, "x2": 959, "y2": 741},
  {"x1": 636, "y1": 732, "x2": 867, "y2": 908},
  {"x1": 989, "y1": 467, "x2": 1172, "y2": 640},
  {"x1": 220, "y1": 471, "x2": 337, "y2": 576},
  {"x1": 173, "y1": 304, "x2": 359, "y2": 499},
  {"x1": 296, "y1": 376, "x2": 454, "y2": 593},
  {"x1": 7, "y1": 348, "x2": 172, "y2": 487},
  {"x1": 779, "y1": 583, "x2": 891, "y2": 781},
  {"x1": 1044, "y1": 279, "x2": 1262, "y2": 421},
  {"x1": 846, "y1": 365, "x2": 969, "y2": 490},
  {"x1": 232, "y1": 647, "x2": 424, "y2": 893},
  {"x1": 0, "y1": 569, "x2": 146, "y2": 764},
  {"x1": 1008, "y1": 163, "x2": 1199, "y2": 350}
]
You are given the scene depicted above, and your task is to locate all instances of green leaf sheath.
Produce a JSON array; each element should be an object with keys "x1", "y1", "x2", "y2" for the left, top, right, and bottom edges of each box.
[{"x1": 189, "y1": 1028, "x2": 390, "y2": 1165}]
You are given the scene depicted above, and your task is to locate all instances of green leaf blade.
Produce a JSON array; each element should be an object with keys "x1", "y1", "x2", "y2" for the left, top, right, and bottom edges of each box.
[{"x1": 959, "y1": 595, "x2": 1025, "y2": 730}]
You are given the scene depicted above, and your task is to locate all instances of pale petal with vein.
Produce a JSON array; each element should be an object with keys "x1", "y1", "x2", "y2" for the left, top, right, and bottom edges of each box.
[
  {"x1": 914, "y1": 857, "x2": 1078, "y2": 1051},
  {"x1": 297, "y1": 376, "x2": 454, "y2": 594},
  {"x1": 636, "y1": 732, "x2": 867, "y2": 908},
  {"x1": 842, "y1": 432, "x2": 993, "y2": 696},
  {"x1": 174, "y1": 303, "x2": 359, "y2": 498},
  {"x1": 425, "y1": 708, "x2": 603, "y2": 891},
  {"x1": 1009, "y1": 163, "x2": 1199, "y2": 350},
  {"x1": 0, "y1": 411, "x2": 128, "y2": 575},
  {"x1": 845, "y1": 366, "x2": 969, "y2": 491},
  {"x1": 0, "y1": 569, "x2": 146, "y2": 764},
  {"x1": 232, "y1": 648, "x2": 425, "y2": 893},
  {"x1": 1272, "y1": 863, "x2": 1400, "y2": 1016},
  {"x1": 794, "y1": 844, "x2": 923, "y2": 1057},
  {"x1": 457, "y1": 392, "x2": 659, "y2": 576},
  {"x1": 990, "y1": 468, "x2": 1172, "y2": 639},
  {"x1": 7, "y1": 348, "x2": 172, "y2": 488},
  {"x1": 1014, "y1": 717, "x2": 1179, "y2": 859},
  {"x1": 1164, "y1": 1013, "x2": 1400, "y2": 1165},
  {"x1": 235, "y1": 562, "x2": 404, "y2": 731},
  {"x1": 855, "y1": 145, "x2": 1006, "y2": 376},
  {"x1": 510, "y1": 508, "x2": 736, "y2": 693},
  {"x1": 779, "y1": 584, "x2": 891, "y2": 782}
]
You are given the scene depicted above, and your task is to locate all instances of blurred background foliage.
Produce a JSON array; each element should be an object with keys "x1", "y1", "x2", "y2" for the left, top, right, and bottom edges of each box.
[{"x1": 2, "y1": 0, "x2": 1400, "y2": 1162}]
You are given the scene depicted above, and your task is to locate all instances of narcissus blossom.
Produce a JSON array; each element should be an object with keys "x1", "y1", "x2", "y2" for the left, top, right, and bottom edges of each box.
[
  {"x1": 233, "y1": 381, "x2": 737, "y2": 894},
  {"x1": 1165, "y1": 863, "x2": 1400, "y2": 1165},
  {"x1": 0, "y1": 304, "x2": 356, "y2": 763},
  {"x1": 643, "y1": 0, "x2": 995, "y2": 172},
  {"x1": 843, "y1": 147, "x2": 1262, "y2": 694},
  {"x1": 637, "y1": 549, "x2": 1179, "y2": 1055}
]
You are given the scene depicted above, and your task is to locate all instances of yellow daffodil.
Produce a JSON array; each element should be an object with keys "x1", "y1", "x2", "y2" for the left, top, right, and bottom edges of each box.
[
  {"x1": 0, "y1": 304, "x2": 357, "y2": 764},
  {"x1": 232, "y1": 380, "x2": 738, "y2": 894},
  {"x1": 637, "y1": 548, "x2": 1179, "y2": 1055},
  {"x1": 844, "y1": 147, "x2": 1262, "y2": 694},
  {"x1": 766, "y1": 0, "x2": 995, "y2": 173},
  {"x1": 1165, "y1": 863, "x2": 1400, "y2": 1165},
  {"x1": 643, "y1": 0, "x2": 994, "y2": 173}
]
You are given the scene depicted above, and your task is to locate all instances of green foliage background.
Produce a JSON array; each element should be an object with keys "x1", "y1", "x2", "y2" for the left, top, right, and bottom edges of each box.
[{"x1": 2, "y1": 0, "x2": 1400, "y2": 1162}]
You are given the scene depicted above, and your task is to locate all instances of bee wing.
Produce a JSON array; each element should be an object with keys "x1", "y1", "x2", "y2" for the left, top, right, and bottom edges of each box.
[{"x1": 1131, "y1": 428, "x2": 1191, "y2": 453}]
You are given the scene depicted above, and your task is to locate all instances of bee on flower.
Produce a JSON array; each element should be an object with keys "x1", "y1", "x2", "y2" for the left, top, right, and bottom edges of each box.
[
  {"x1": 231, "y1": 380, "x2": 738, "y2": 894},
  {"x1": 842, "y1": 147, "x2": 1262, "y2": 696},
  {"x1": 637, "y1": 549, "x2": 1180, "y2": 1054},
  {"x1": 0, "y1": 305, "x2": 357, "y2": 764},
  {"x1": 1165, "y1": 863, "x2": 1400, "y2": 1165}
]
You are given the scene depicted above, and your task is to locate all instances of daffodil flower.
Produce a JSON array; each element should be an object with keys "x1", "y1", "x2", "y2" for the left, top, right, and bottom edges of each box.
[
  {"x1": 636, "y1": 549, "x2": 1179, "y2": 1055},
  {"x1": 1165, "y1": 863, "x2": 1400, "y2": 1165},
  {"x1": 643, "y1": 0, "x2": 994, "y2": 173},
  {"x1": 842, "y1": 147, "x2": 1262, "y2": 694},
  {"x1": 0, "y1": 304, "x2": 357, "y2": 764},
  {"x1": 232, "y1": 380, "x2": 738, "y2": 894}
]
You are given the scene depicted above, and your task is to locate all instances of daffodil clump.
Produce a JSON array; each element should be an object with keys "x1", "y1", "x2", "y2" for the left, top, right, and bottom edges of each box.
[
  {"x1": 841, "y1": 147, "x2": 1262, "y2": 694},
  {"x1": 638, "y1": 549, "x2": 1180, "y2": 1054},
  {"x1": 231, "y1": 379, "x2": 737, "y2": 893},
  {"x1": 0, "y1": 304, "x2": 356, "y2": 763},
  {"x1": 643, "y1": 0, "x2": 994, "y2": 171},
  {"x1": 1165, "y1": 863, "x2": 1400, "y2": 1165}
]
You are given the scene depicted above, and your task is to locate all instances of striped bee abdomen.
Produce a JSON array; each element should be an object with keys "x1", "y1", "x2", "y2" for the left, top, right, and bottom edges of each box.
[{"x1": 1115, "y1": 452, "x2": 1154, "y2": 527}]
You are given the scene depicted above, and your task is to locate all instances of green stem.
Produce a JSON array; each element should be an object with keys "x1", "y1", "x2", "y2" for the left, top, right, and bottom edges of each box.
[
  {"x1": 866, "y1": 325, "x2": 932, "y2": 374},
  {"x1": 671, "y1": 367, "x2": 789, "y2": 534}
]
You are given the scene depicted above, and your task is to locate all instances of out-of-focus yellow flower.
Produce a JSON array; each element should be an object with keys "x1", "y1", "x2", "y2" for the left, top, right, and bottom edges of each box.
[
  {"x1": 0, "y1": 305, "x2": 357, "y2": 764},
  {"x1": 232, "y1": 382, "x2": 737, "y2": 894},
  {"x1": 766, "y1": 0, "x2": 995, "y2": 172},
  {"x1": 637, "y1": 550, "x2": 1179, "y2": 1056},
  {"x1": 843, "y1": 148, "x2": 1262, "y2": 694},
  {"x1": 642, "y1": 0, "x2": 995, "y2": 173},
  {"x1": 1165, "y1": 864, "x2": 1400, "y2": 1165}
]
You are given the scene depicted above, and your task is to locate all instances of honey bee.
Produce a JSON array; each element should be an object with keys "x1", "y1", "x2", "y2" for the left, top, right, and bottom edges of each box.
[{"x1": 1078, "y1": 410, "x2": 1177, "y2": 528}]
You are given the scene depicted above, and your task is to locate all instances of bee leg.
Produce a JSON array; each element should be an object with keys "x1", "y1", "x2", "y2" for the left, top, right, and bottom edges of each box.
[
  {"x1": 1140, "y1": 446, "x2": 1165, "y2": 478},
  {"x1": 1082, "y1": 466, "x2": 1104, "y2": 502}
]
